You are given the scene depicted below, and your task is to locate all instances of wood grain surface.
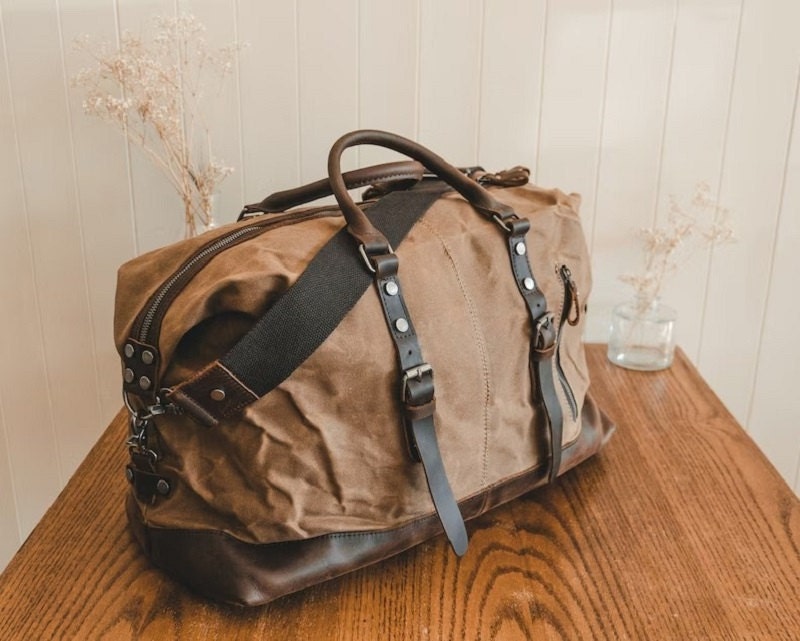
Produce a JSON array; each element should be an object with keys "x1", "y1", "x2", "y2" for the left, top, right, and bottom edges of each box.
[{"x1": 0, "y1": 345, "x2": 797, "y2": 640}]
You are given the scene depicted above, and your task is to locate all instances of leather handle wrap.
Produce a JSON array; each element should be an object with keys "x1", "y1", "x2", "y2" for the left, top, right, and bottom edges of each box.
[
  {"x1": 328, "y1": 130, "x2": 516, "y2": 249},
  {"x1": 241, "y1": 161, "x2": 425, "y2": 218}
]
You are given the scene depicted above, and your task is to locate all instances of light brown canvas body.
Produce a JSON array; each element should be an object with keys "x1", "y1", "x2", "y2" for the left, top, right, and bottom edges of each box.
[{"x1": 115, "y1": 177, "x2": 613, "y2": 606}]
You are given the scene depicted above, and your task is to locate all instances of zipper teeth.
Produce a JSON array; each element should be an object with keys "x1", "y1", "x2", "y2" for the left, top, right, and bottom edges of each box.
[
  {"x1": 138, "y1": 225, "x2": 268, "y2": 341},
  {"x1": 557, "y1": 265, "x2": 579, "y2": 419},
  {"x1": 136, "y1": 207, "x2": 337, "y2": 344}
]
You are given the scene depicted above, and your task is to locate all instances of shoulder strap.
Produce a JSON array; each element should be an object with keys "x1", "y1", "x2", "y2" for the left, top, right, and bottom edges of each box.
[{"x1": 168, "y1": 186, "x2": 445, "y2": 426}]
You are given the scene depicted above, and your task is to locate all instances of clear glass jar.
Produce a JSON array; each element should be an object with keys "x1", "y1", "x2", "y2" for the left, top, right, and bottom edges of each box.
[{"x1": 607, "y1": 297, "x2": 677, "y2": 371}]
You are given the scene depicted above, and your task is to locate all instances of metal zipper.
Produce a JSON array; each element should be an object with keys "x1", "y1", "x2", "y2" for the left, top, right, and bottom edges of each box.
[
  {"x1": 557, "y1": 264, "x2": 580, "y2": 420},
  {"x1": 133, "y1": 206, "x2": 340, "y2": 346}
]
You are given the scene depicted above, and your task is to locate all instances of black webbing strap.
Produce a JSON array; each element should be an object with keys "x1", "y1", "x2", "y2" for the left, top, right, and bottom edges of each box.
[
  {"x1": 169, "y1": 187, "x2": 445, "y2": 426},
  {"x1": 223, "y1": 187, "x2": 445, "y2": 393},
  {"x1": 502, "y1": 217, "x2": 563, "y2": 482}
]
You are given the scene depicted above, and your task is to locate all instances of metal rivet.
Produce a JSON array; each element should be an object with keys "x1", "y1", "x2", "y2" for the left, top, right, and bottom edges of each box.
[
  {"x1": 125, "y1": 467, "x2": 134, "y2": 483},
  {"x1": 124, "y1": 344, "x2": 135, "y2": 358},
  {"x1": 523, "y1": 277, "x2": 535, "y2": 291},
  {"x1": 156, "y1": 479, "x2": 170, "y2": 495},
  {"x1": 515, "y1": 242, "x2": 527, "y2": 256},
  {"x1": 395, "y1": 318, "x2": 409, "y2": 333},
  {"x1": 210, "y1": 388, "x2": 226, "y2": 402},
  {"x1": 124, "y1": 368, "x2": 135, "y2": 384},
  {"x1": 141, "y1": 350, "x2": 154, "y2": 365},
  {"x1": 139, "y1": 376, "x2": 152, "y2": 391},
  {"x1": 384, "y1": 281, "x2": 399, "y2": 296}
]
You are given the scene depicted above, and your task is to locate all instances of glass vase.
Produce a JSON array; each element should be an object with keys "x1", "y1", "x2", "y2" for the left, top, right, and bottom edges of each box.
[{"x1": 607, "y1": 296, "x2": 676, "y2": 371}]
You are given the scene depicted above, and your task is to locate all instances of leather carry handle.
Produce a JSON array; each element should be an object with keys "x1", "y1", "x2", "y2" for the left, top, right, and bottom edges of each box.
[
  {"x1": 328, "y1": 130, "x2": 516, "y2": 252},
  {"x1": 240, "y1": 160, "x2": 425, "y2": 218}
]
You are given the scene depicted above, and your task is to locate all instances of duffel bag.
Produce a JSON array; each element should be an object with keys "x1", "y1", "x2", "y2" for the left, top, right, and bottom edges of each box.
[{"x1": 115, "y1": 130, "x2": 614, "y2": 606}]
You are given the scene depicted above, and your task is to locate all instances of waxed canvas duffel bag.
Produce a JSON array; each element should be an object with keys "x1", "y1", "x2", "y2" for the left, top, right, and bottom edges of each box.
[{"x1": 115, "y1": 130, "x2": 614, "y2": 606}]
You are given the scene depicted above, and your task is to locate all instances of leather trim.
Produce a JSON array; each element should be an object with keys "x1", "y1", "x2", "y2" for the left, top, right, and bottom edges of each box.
[
  {"x1": 167, "y1": 363, "x2": 258, "y2": 428},
  {"x1": 504, "y1": 218, "x2": 564, "y2": 482},
  {"x1": 372, "y1": 253, "x2": 468, "y2": 556},
  {"x1": 128, "y1": 396, "x2": 615, "y2": 606}
]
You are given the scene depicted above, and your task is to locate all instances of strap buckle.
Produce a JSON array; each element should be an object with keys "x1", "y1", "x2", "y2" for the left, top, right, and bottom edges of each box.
[
  {"x1": 492, "y1": 213, "x2": 516, "y2": 233},
  {"x1": 401, "y1": 363, "x2": 435, "y2": 463},
  {"x1": 401, "y1": 363, "x2": 433, "y2": 402},
  {"x1": 492, "y1": 213, "x2": 531, "y2": 237},
  {"x1": 532, "y1": 312, "x2": 557, "y2": 359},
  {"x1": 358, "y1": 242, "x2": 394, "y2": 274}
]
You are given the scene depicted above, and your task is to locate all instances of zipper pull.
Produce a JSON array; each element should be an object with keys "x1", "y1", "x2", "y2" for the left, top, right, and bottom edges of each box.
[
  {"x1": 559, "y1": 265, "x2": 581, "y2": 326},
  {"x1": 475, "y1": 166, "x2": 531, "y2": 187}
]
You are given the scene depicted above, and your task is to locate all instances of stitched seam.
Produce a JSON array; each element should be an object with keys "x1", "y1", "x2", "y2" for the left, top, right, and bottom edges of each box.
[{"x1": 418, "y1": 219, "x2": 493, "y2": 489}]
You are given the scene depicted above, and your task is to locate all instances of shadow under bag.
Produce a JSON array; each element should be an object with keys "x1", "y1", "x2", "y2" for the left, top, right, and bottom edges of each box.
[{"x1": 114, "y1": 130, "x2": 614, "y2": 606}]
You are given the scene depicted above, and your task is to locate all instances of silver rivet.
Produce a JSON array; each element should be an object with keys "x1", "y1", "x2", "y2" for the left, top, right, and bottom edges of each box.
[
  {"x1": 515, "y1": 242, "x2": 527, "y2": 256},
  {"x1": 523, "y1": 277, "x2": 535, "y2": 291},
  {"x1": 156, "y1": 479, "x2": 170, "y2": 495},
  {"x1": 125, "y1": 467, "x2": 134, "y2": 483},
  {"x1": 395, "y1": 318, "x2": 409, "y2": 333},
  {"x1": 210, "y1": 388, "x2": 226, "y2": 402},
  {"x1": 384, "y1": 281, "x2": 399, "y2": 296},
  {"x1": 139, "y1": 376, "x2": 152, "y2": 391},
  {"x1": 124, "y1": 344, "x2": 135, "y2": 358},
  {"x1": 141, "y1": 350, "x2": 154, "y2": 365},
  {"x1": 124, "y1": 368, "x2": 135, "y2": 384}
]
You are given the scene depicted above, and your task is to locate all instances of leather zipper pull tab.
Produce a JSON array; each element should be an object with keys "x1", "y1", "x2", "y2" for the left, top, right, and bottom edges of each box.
[
  {"x1": 560, "y1": 265, "x2": 581, "y2": 326},
  {"x1": 475, "y1": 165, "x2": 530, "y2": 187}
]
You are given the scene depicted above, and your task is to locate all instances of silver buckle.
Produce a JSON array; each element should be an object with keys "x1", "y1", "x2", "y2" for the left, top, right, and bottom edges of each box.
[
  {"x1": 402, "y1": 363, "x2": 433, "y2": 400},
  {"x1": 358, "y1": 242, "x2": 394, "y2": 274}
]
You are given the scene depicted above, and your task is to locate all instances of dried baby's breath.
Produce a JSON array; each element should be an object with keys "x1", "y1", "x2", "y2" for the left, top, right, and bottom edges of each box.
[
  {"x1": 620, "y1": 182, "x2": 734, "y2": 313},
  {"x1": 73, "y1": 15, "x2": 240, "y2": 237}
]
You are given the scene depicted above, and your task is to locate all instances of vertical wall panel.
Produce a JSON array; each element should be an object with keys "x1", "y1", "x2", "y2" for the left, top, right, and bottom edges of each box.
[
  {"x1": 698, "y1": 0, "x2": 800, "y2": 423},
  {"x1": 59, "y1": 0, "x2": 137, "y2": 424},
  {"x1": 1, "y1": 0, "x2": 100, "y2": 530},
  {"x1": 418, "y1": 0, "x2": 483, "y2": 162},
  {"x1": 117, "y1": 0, "x2": 184, "y2": 253},
  {"x1": 477, "y1": 0, "x2": 546, "y2": 172},
  {"x1": 0, "y1": 4, "x2": 44, "y2": 563},
  {"x1": 180, "y1": 0, "x2": 244, "y2": 226},
  {"x1": 535, "y1": 0, "x2": 611, "y2": 240},
  {"x1": 237, "y1": 0, "x2": 300, "y2": 202},
  {"x1": 297, "y1": 0, "x2": 358, "y2": 181},
  {"x1": 747, "y1": 66, "x2": 800, "y2": 488},
  {"x1": 588, "y1": 0, "x2": 678, "y2": 341},
  {"x1": 358, "y1": 0, "x2": 418, "y2": 167},
  {"x1": 0, "y1": 400, "x2": 20, "y2": 569},
  {"x1": 651, "y1": 0, "x2": 741, "y2": 361}
]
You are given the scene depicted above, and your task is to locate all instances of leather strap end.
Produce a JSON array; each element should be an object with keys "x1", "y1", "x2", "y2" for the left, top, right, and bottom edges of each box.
[{"x1": 167, "y1": 362, "x2": 259, "y2": 427}]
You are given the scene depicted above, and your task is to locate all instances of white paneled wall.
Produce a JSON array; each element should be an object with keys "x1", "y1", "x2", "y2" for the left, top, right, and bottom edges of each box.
[{"x1": 0, "y1": 0, "x2": 798, "y2": 570}]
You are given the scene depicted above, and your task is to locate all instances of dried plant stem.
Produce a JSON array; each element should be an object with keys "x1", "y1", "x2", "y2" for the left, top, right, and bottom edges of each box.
[
  {"x1": 73, "y1": 14, "x2": 237, "y2": 238},
  {"x1": 620, "y1": 181, "x2": 734, "y2": 315}
]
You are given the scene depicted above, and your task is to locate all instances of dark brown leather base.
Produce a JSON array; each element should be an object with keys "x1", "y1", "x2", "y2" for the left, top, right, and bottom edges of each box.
[{"x1": 127, "y1": 397, "x2": 614, "y2": 607}]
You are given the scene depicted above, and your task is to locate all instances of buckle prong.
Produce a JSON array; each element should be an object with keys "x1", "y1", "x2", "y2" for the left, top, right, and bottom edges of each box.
[
  {"x1": 359, "y1": 242, "x2": 394, "y2": 274},
  {"x1": 401, "y1": 363, "x2": 433, "y2": 401}
]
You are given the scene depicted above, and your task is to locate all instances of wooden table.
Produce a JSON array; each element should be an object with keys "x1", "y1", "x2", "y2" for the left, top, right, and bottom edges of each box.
[{"x1": 1, "y1": 345, "x2": 798, "y2": 640}]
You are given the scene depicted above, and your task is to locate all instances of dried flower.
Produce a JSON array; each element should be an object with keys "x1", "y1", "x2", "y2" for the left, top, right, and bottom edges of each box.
[
  {"x1": 620, "y1": 181, "x2": 735, "y2": 313},
  {"x1": 72, "y1": 15, "x2": 239, "y2": 237}
]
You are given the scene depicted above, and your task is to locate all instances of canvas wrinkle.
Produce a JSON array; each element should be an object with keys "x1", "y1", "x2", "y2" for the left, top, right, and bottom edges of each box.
[{"x1": 119, "y1": 179, "x2": 605, "y2": 554}]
